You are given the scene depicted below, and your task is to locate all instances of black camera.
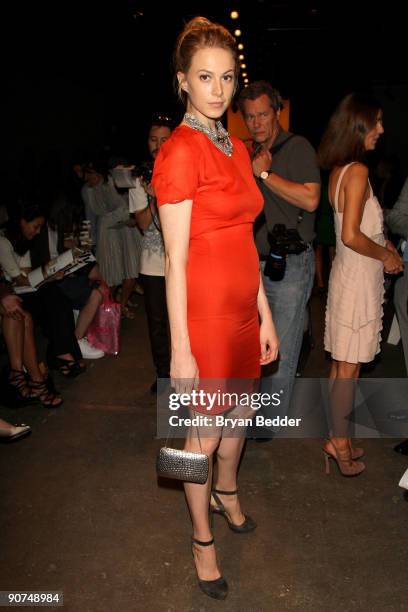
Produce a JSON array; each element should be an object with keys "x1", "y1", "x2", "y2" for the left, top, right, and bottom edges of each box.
[
  {"x1": 268, "y1": 223, "x2": 307, "y2": 257},
  {"x1": 135, "y1": 161, "x2": 154, "y2": 184}
]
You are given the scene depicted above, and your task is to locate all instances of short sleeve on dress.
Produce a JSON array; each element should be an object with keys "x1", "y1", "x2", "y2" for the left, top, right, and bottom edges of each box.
[{"x1": 153, "y1": 132, "x2": 200, "y2": 206}]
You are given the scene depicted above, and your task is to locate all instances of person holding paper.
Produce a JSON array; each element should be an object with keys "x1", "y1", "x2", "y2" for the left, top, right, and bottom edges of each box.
[
  {"x1": 0, "y1": 203, "x2": 84, "y2": 378},
  {"x1": 28, "y1": 200, "x2": 105, "y2": 360}
]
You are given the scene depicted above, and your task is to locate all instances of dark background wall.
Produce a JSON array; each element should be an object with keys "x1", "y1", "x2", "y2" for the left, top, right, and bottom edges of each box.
[{"x1": 2, "y1": 1, "x2": 407, "y2": 197}]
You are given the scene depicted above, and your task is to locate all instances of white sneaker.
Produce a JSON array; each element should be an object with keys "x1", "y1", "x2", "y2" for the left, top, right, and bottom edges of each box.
[
  {"x1": 399, "y1": 468, "x2": 408, "y2": 490},
  {"x1": 78, "y1": 337, "x2": 105, "y2": 359}
]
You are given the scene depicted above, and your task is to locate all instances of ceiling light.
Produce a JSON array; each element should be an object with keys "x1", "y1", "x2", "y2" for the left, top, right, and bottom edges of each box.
[
  {"x1": 239, "y1": 54, "x2": 244, "y2": 60},
  {"x1": 241, "y1": 63, "x2": 246, "y2": 69},
  {"x1": 238, "y1": 43, "x2": 244, "y2": 50},
  {"x1": 234, "y1": 29, "x2": 241, "y2": 37},
  {"x1": 230, "y1": 10, "x2": 239, "y2": 19}
]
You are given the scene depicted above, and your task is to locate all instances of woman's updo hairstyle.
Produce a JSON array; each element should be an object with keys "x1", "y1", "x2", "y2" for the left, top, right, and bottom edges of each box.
[{"x1": 174, "y1": 16, "x2": 239, "y2": 104}]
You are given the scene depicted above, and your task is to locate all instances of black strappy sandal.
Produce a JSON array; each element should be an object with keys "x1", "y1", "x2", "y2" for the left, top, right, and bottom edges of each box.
[
  {"x1": 29, "y1": 379, "x2": 63, "y2": 408},
  {"x1": 2, "y1": 369, "x2": 34, "y2": 407}
]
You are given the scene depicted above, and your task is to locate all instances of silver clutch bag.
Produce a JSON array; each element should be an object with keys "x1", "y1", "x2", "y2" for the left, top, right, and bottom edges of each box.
[{"x1": 156, "y1": 426, "x2": 209, "y2": 484}]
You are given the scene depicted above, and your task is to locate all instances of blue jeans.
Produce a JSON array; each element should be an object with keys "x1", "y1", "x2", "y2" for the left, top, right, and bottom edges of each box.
[{"x1": 260, "y1": 247, "x2": 315, "y2": 422}]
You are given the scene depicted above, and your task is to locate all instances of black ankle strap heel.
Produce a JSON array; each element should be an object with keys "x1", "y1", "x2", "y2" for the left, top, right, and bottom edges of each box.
[
  {"x1": 191, "y1": 537, "x2": 228, "y2": 600},
  {"x1": 211, "y1": 488, "x2": 257, "y2": 533}
]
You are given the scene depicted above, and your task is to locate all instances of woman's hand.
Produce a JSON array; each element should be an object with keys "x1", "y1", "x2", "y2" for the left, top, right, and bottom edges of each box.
[
  {"x1": 64, "y1": 237, "x2": 77, "y2": 250},
  {"x1": 385, "y1": 239, "x2": 399, "y2": 255},
  {"x1": 14, "y1": 273, "x2": 30, "y2": 287},
  {"x1": 383, "y1": 243, "x2": 404, "y2": 274},
  {"x1": 126, "y1": 216, "x2": 138, "y2": 228},
  {"x1": 259, "y1": 316, "x2": 279, "y2": 365},
  {"x1": 140, "y1": 178, "x2": 156, "y2": 199},
  {"x1": 170, "y1": 349, "x2": 199, "y2": 395},
  {"x1": 46, "y1": 270, "x2": 65, "y2": 283},
  {"x1": 0, "y1": 294, "x2": 25, "y2": 320}
]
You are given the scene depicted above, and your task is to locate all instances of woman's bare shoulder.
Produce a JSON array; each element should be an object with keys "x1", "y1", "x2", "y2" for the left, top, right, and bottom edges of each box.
[{"x1": 345, "y1": 162, "x2": 369, "y2": 182}]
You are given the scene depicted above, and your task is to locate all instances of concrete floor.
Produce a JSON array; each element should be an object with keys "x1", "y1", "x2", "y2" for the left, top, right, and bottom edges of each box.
[{"x1": 1, "y1": 294, "x2": 408, "y2": 612}]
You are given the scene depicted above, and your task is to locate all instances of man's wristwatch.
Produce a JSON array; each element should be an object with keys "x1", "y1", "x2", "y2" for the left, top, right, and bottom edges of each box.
[{"x1": 260, "y1": 170, "x2": 270, "y2": 180}]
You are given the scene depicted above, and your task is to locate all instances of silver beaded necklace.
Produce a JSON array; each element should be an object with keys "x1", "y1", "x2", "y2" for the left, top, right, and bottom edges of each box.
[{"x1": 183, "y1": 112, "x2": 233, "y2": 157}]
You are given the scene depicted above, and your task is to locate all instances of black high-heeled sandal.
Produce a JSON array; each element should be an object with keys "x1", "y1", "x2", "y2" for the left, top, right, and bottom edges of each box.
[
  {"x1": 2, "y1": 369, "x2": 34, "y2": 407},
  {"x1": 48, "y1": 357, "x2": 85, "y2": 378},
  {"x1": 191, "y1": 537, "x2": 228, "y2": 600},
  {"x1": 29, "y1": 379, "x2": 63, "y2": 408},
  {"x1": 210, "y1": 488, "x2": 257, "y2": 533}
]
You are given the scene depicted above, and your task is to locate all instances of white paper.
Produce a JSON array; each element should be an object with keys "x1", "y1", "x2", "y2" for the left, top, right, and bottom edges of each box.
[
  {"x1": 111, "y1": 168, "x2": 138, "y2": 189},
  {"x1": 28, "y1": 267, "x2": 45, "y2": 288},
  {"x1": 46, "y1": 250, "x2": 74, "y2": 276},
  {"x1": 14, "y1": 285, "x2": 38, "y2": 294}
]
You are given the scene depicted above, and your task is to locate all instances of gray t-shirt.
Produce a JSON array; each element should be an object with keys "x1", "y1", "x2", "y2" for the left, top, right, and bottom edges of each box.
[{"x1": 255, "y1": 128, "x2": 321, "y2": 255}]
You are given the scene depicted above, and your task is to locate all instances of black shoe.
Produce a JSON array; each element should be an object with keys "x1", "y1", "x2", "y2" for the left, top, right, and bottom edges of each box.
[
  {"x1": 48, "y1": 356, "x2": 85, "y2": 378},
  {"x1": 151, "y1": 376, "x2": 171, "y2": 396},
  {"x1": 0, "y1": 368, "x2": 35, "y2": 408},
  {"x1": 191, "y1": 537, "x2": 228, "y2": 600},
  {"x1": 210, "y1": 489, "x2": 257, "y2": 533},
  {"x1": 394, "y1": 440, "x2": 408, "y2": 455}
]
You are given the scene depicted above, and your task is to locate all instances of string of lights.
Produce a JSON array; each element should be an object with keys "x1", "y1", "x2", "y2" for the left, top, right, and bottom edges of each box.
[{"x1": 229, "y1": 10, "x2": 249, "y2": 87}]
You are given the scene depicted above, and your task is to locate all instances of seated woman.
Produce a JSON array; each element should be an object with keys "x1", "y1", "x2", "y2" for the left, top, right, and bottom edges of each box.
[
  {"x1": 0, "y1": 202, "x2": 84, "y2": 377},
  {"x1": 0, "y1": 277, "x2": 62, "y2": 407},
  {"x1": 29, "y1": 194, "x2": 105, "y2": 359}
]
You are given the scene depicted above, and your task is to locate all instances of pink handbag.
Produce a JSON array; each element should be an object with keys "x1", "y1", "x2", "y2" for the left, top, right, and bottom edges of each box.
[{"x1": 87, "y1": 282, "x2": 121, "y2": 355}]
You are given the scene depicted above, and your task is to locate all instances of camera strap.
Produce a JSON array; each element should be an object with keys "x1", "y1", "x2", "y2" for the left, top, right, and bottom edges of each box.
[
  {"x1": 147, "y1": 195, "x2": 162, "y2": 233},
  {"x1": 270, "y1": 134, "x2": 295, "y2": 157}
]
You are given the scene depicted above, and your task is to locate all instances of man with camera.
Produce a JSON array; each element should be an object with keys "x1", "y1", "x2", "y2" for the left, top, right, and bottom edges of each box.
[
  {"x1": 239, "y1": 81, "x2": 320, "y2": 434},
  {"x1": 129, "y1": 115, "x2": 174, "y2": 394}
]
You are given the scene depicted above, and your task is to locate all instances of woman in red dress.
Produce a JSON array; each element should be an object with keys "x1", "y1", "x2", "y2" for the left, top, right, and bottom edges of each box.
[{"x1": 153, "y1": 17, "x2": 278, "y2": 600}]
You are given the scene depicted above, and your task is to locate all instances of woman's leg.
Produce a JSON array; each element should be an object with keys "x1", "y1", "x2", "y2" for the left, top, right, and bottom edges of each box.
[
  {"x1": 184, "y1": 428, "x2": 222, "y2": 581},
  {"x1": 22, "y1": 312, "x2": 45, "y2": 383},
  {"x1": 35, "y1": 284, "x2": 81, "y2": 363},
  {"x1": 1, "y1": 316, "x2": 30, "y2": 397},
  {"x1": 75, "y1": 289, "x2": 103, "y2": 339},
  {"x1": 87, "y1": 264, "x2": 101, "y2": 282},
  {"x1": 120, "y1": 278, "x2": 136, "y2": 310},
  {"x1": 21, "y1": 313, "x2": 63, "y2": 405},
  {"x1": 142, "y1": 274, "x2": 170, "y2": 380},
  {"x1": 328, "y1": 359, "x2": 361, "y2": 450},
  {"x1": 2, "y1": 316, "x2": 24, "y2": 371},
  {"x1": 213, "y1": 435, "x2": 247, "y2": 524},
  {"x1": 212, "y1": 399, "x2": 255, "y2": 524}
]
